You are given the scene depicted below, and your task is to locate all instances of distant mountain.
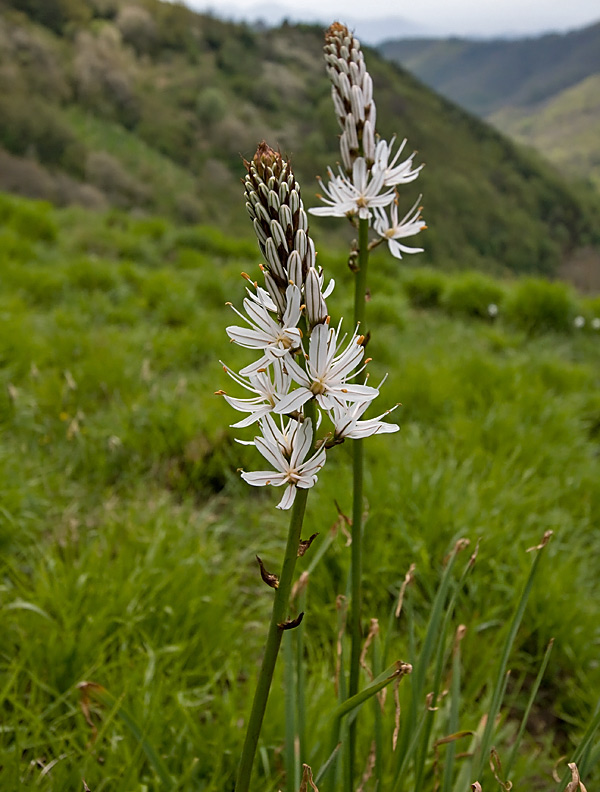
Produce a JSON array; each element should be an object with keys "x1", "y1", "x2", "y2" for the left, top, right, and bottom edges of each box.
[
  {"x1": 379, "y1": 21, "x2": 600, "y2": 116},
  {"x1": 0, "y1": 0, "x2": 599, "y2": 278},
  {"x1": 490, "y1": 74, "x2": 600, "y2": 193},
  {"x1": 199, "y1": 2, "x2": 430, "y2": 43},
  {"x1": 379, "y1": 22, "x2": 600, "y2": 194}
]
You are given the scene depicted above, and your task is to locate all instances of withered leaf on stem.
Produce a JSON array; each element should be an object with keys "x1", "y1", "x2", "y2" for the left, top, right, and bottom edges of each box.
[
  {"x1": 566, "y1": 763, "x2": 588, "y2": 792},
  {"x1": 298, "y1": 533, "x2": 319, "y2": 556},
  {"x1": 77, "y1": 681, "x2": 101, "y2": 743},
  {"x1": 256, "y1": 555, "x2": 279, "y2": 589},
  {"x1": 278, "y1": 612, "x2": 304, "y2": 630},
  {"x1": 489, "y1": 747, "x2": 512, "y2": 791},
  {"x1": 299, "y1": 763, "x2": 319, "y2": 792},
  {"x1": 526, "y1": 529, "x2": 553, "y2": 552}
]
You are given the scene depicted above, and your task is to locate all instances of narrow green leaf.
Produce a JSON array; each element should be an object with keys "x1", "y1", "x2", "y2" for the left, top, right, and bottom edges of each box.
[
  {"x1": 314, "y1": 743, "x2": 342, "y2": 785},
  {"x1": 330, "y1": 661, "x2": 411, "y2": 722},
  {"x1": 4, "y1": 599, "x2": 53, "y2": 621},
  {"x1": 78, "y1": 682, "x2": 174, "y2": 789},
  {"x1": 504, "y1": 638, "x2": 554, "y2": 779},
  {"x1": 394, "y1": 538, "x2": 470, "y2": 784},
  {"x1": 442, "y1": 626, "x2": 466, "y2": 792},
  {"x1": 556, "y1": 699, "x2": 600, "y2": 791},
  {"x1": 475, "y1": 530, "x2": 552, "y2": 780}
]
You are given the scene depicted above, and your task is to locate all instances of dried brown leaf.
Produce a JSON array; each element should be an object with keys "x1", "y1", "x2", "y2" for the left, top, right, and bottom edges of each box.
[
  {"x1": 566, "y1": 762, "x2": 588, "y2": 792},
  {"x1": 356, "y1": 741, "x2": 376, "y2": 792},
  {"x1": 395, "y1": 563, "x2": 416, "y2": 619},
  {"x1": 299, "y1": 763, "x2": 319, "y2": 792},
  {"x1": 298, "y1": 533, "x2": 319, "y2": 556},
  {"x1": 526, "y1": 529, "x2": 553, "y2": 552},
  {"x1": 359, "y1": 618, "x2": 379, "y2": 681},
  {"x1": 278, "y1": 612, "x2": 304, "y2": 630},
  {"x1": 490, "y1": 747, "x2": 512, "y2": 790},
  {"x1": 256, "y1": 555, "x2": 279, "y2": 589}
]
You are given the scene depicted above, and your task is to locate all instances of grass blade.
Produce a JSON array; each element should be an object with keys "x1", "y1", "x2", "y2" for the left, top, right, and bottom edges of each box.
[
  {"x1": 394, "y1": 539, "x2": 470, "y2": 784},
  {"x1": 556, "y1": 699, "x2": 600, "y2": 791},
  {"x1": 330, "y1": 662, "x2": 412, "y2": 723},
  {"x1": 474, "y1": 530, "x2": 552, "y2": 780},
  {"x1": 504, "y1": 638, "x2": 554, "y2": 779},
  {"x1": 442, "y1": 626, "x2": 467, "y2": 792},
  {"x1": 78, "y1": 681, "x2": 174, "y2": 789}
]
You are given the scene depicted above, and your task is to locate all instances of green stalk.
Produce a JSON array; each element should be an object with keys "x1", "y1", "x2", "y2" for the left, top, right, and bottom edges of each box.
[
  {"x1": 284, "y1": 630, "x2": 297, "y2": 792},
  {"x1": 235, "y1": 480, "x2": 311, "y2": 792},
  {"x1": 296, "y1": 587, "x2": 308, "y2": 783},
  {"x1": 372, "y1": 627, "x2": 384, "y2": 790},
  {"x1": 348, "y1": 215, "x2": 371, "y2": 791}
]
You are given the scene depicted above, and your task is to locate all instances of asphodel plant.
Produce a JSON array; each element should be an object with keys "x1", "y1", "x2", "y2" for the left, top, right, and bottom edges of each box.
[
  {"x1": 308, "y1": 22, "x2": 426, "y2": 791},
  {"x1": 220, "y1": 142, "x2": 401, "y2": 792}
]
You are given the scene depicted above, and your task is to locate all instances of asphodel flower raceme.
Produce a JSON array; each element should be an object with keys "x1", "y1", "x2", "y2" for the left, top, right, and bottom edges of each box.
[
  {"x1": 310, "y1": 22, "x2": 427, "y2": 258},
  {"x1": 219, "y1": 142, "x2": 399, "y2": 509}
]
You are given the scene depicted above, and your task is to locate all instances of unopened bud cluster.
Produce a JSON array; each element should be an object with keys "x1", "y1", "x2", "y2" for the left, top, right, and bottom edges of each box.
[
  {"x1": 324, "y1": 22, "x2": 376, "y2": 172},
  {"x1": 311, "y1": 23, "x2": 427, "y2": 259},
  {"x1": 220, "y1": 143, "x2": 399, "y2": 510}
]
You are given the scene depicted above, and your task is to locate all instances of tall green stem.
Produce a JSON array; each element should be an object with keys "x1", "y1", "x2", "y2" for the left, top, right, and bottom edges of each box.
[
  {"x1": 347, "y1": 217, "x2": 370, "y2": 789},
  {"x1": 235, "y1": 476, "x2": 312, "y2": 792}
]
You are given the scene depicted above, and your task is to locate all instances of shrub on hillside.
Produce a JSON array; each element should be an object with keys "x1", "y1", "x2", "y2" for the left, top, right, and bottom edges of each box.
[
  {"x1": 73, "y1": 28, "x2": 140, "y2": 129},
  {"x1": 0, "y1": 194, "x2": 57, "y2": 242},
  {"x1": 504, "y1": 278, "x2": 577, "y2": 334},
  {"x1": 580, "y1": 295, "x2": 600, "y2": 333},
  {"x1": 0, "y1": 93, "x2": 86, "y2": 176},
  {"x1": 85, "y1": 150, "x2": 150, "y2": 208},
  {"x1": 402, "y1": 268, "x2": 447, "y2": 308},
  {"x1": 116, "y1": 4, "x2": 157, "y2": 55},
  {"x1": 6, "y1": 0, "x2": 92, "y2": 33},
  {"x1": 442, "y1": 272, "x2": 506, "y2": 319},
  {"x1": 196, "y1": 87, "x2": 228, "y2": 126}
]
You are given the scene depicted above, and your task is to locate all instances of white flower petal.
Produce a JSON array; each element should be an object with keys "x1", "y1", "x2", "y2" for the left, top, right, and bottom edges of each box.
[
  {"x1": 274, "y1": 387, "x2": 313, "y2": 415},
  {"x1": 276, "y1": 484, "x2": 298, "y2": 510},
  {"x1": 255, "y1": 436, "x2": 287, "y2": 473},
  {"x1": 241, "y1": 471, "x2": 287, "y2": 487}
]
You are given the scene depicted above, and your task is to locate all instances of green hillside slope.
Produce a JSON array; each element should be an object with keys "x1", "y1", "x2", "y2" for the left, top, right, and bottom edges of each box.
[
  {"x1": 1, "y1": 0, "x2": 600, "y2": 277},
  {"x1": 490, "y1": 74, "x2": 600, "y2": 192},
  {"x1": 379, "y1": 22, "x2": 600, "y2": 116}
]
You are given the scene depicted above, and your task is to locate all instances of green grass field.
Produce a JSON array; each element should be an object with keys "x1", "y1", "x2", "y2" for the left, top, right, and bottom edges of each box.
[{"x1": 1, "y1": 193, "x2": 599, "y2": 790}]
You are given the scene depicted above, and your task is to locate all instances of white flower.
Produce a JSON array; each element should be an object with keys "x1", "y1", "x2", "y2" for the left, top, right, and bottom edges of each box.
[
  {"x1": 218, "y1": 361, "x2": 291, "y2": 428},
  {"x1": 330, "y1": 400, "x2": 400, "y2": 440},
  {"x1": 574, "y1": 315, "x2": 585, "y2": 329},
  {"x1": 373, "y1": 195, "x2": 426, "y2": 259},
  {"x1": 488, "y1": 303, "x2": 499, "y2": 318},
  {"x1": 241, "y1": 416, "x2": 327, "y2": 510},
  {"x1": 309, "y1": 158, "x2": 395, "y2": 220},
  {"x1": 373, "y1": 136, "x2": 422, "y2": 187},
  {"x1": 592, "y1": 317, "x2": 600, "y2": 330},
  {"x1": 274, "y1": 322, "x2": 378, "y2": 414},
  {"x1": 226, "y1": 284, "x2": 302, "y2": 375}
]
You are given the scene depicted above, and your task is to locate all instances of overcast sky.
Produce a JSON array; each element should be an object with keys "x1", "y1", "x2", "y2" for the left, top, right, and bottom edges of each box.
[{"x1": 191, "y1": 0, "x2": 600, "y2": 39}]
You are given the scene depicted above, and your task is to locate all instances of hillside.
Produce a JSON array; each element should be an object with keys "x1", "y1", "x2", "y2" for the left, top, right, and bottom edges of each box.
[
  {"x1": 379, "y1": 22, "x2": 600, "y2": 117},
  {"x1": 1, "y1": 0, "x2": 600, "y2": 277},
  {"x1": 490, "y1": 74, "x2": 600, "y2": 193}
]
